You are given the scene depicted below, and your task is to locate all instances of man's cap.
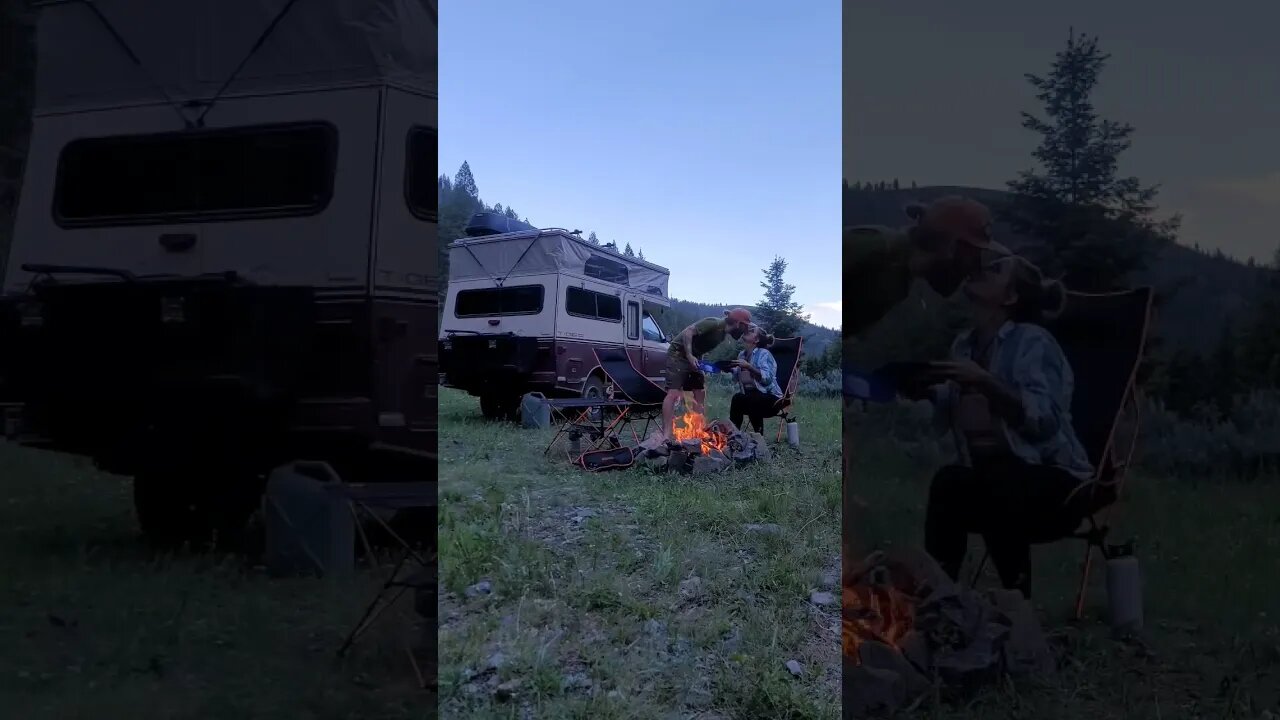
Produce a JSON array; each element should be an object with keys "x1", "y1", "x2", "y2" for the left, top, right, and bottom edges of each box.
[
  {"x1": 904, "y1": 196, "x2": 993, "y2": 248},
  {"x1": 726, "y1": 308, "x2": 752, "y2": 323}
]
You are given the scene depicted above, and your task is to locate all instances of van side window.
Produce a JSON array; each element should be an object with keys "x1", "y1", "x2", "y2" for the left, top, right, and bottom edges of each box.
[
  {"x1": 455, "y1": 285, "x2": 543, "y2": 317},
  {"x1": 405, "y1": 126, "x2": 437, "y2": 222},
  {"x1": 566, "y1": 287, "x2": 622, "y2": 322},
  {"x1": 626, "y1": 302, "x2": 640, "y2": 340},
  {"x1": 641, "y1": 312, "x2": 666, "y2": 343},
  {"x1": 53, "y1": 122, "x2": 337, "y2": 227}
]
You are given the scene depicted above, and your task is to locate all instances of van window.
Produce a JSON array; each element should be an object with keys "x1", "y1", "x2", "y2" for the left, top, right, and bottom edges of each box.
[
  {"x1": 584, "y1": 254, "x2": 629, "y2": 285},
  {"x1": 455, "y1": 285, "x2": 544, "y2": 317},
  {"x1": 642, "y1": 313, "x2": 666, "y2": 343},
  {"x1": 53, "y1": 122, "x2": 337, "y2": 227},
  {"x1": 405, "y1": 126, "x2": 437, "y2": 222},
  {"x1": 626, "y1": 302, "x2": 640, "y2": 340},
  {"x1": 566, "y1": 286, "x2": 622, "y2": 322}
]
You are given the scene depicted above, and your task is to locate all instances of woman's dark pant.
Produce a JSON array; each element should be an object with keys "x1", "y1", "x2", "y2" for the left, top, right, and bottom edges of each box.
[
  {"x1": 924, "y1": 457, "x2": 1085, "y2": 598},
  {"x1": 729, "y1": 389, "x2": 779, "y2": 434}
]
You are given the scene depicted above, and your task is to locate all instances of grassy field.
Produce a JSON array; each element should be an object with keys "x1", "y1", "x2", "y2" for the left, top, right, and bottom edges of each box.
[
  {"x1": 848, "y1": 409, "x2": 1280, "y2": 719},
  {"x1": 0, "y1": 442, "x2": 432, "y2": 720},
  {"x1": 437, "y1": 386, "x2": 842, "y2": 719}
]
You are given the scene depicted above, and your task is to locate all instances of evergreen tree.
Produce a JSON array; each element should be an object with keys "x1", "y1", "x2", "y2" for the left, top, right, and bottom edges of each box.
[
  {"x1": 892, "y1": 178, "x2": 900, "y2": 190},
  {"x1": 755, "y1": 256, "x2": 809, "y2": 338},
  {"x1": 1002, "y1": 29, "x2": 1178, "y2": 291},
  {"x1": 588, "y1": 231, "x2": 600, "y2": 245},
  {"x1": 637, "y1": 248, "x2": 645, "y2": 261},
  {"x1": 911, "y1": 180, "x2": 917, "y2": 189},
  {"x1": 454, "y1": 161, "x2": 479, "y2": 197},
  {"x1": 504, "y1": 206, "x2": 519, "y2": 219},
  {"x1": 623, "y1": 243, "x2": 635, "y2": 257}
]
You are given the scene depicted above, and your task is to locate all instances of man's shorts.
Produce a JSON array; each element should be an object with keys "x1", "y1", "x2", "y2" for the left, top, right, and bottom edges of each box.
[{"x1": 663, "y1": 353, "x2": 705, "y2": 392}]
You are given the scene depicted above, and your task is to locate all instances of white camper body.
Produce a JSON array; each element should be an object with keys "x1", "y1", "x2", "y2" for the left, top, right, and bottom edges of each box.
[
  {"x1": 439, "y1": 229, "x2": 673, "y2": 417},
  {"x1": 0, "y1": 0, "x2": 438, "y2": 546}
]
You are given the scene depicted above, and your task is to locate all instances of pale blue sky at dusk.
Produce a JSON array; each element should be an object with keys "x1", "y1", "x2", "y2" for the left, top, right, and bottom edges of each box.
[{"x1": 440, "y1": 1, "x2": 842, "y2": 329}]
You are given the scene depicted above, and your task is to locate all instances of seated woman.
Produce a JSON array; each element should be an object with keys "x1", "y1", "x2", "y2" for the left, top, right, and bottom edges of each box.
[
  {"x1": 729, "y1": 324, "x2": 784, "y2": 434},
  {"x1": 921, "y1": 253, "x2": 1093, "y2": 599}
]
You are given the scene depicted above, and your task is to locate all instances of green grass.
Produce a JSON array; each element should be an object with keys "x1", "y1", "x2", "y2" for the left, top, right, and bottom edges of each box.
[
  {"x1": 438, "y1": 386, "x2": 842, "y2": 719},
  {"x1": 0, "y1": 442, "x2": 432, "y2": 720},
  {"x1": 848, "y1": 410, "x2": 1280, "y2": 719}
]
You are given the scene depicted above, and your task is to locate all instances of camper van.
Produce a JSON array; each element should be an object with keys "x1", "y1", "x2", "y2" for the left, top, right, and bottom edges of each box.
[
  {"x1": 0, "y1": 0, "x2": 438, "y2": 546},
  {"x1": 440, "y1": 214, "x2": 673, "y2": 419}
]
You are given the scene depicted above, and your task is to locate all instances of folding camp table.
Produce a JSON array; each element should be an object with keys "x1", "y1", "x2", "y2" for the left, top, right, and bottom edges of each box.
[{"x1": 543, "y1": 397, "x2": 636, "y2": 458}]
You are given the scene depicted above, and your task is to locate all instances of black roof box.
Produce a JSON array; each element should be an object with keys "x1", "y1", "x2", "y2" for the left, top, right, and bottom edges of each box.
[{"x1": 464, "y1": 212, "x2": 536, "y2": 237}]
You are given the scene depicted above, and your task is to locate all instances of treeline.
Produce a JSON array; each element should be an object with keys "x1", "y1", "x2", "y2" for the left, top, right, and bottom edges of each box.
[{"x1": 843, "y1": 179, "x2": 917, "y2": 192}]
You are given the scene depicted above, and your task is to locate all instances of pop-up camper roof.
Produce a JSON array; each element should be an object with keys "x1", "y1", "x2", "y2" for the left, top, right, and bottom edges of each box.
[
  {"x1": 32, "y1": 0, "x2": 436, "y2": 114},
  {"x1": 449, "y1": 229, "x2": 671, "y2": 301}
]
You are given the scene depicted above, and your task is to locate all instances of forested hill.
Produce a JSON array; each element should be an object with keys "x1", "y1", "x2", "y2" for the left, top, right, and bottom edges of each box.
[{"x1": 844, "y1": 184, "x2": 1271, "y2": 353}]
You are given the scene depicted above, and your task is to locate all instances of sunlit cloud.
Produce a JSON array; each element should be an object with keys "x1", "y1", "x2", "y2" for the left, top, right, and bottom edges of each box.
[{"x1": 805, "y1": 300, "x2": 842, "y2": 330}]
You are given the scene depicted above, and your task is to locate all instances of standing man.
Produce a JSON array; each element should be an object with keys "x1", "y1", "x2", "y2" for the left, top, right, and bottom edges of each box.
[
  {"x1": 845, "y1": 195, "x2": 996, "y2": 339},
  {"x1": 662, "y1": 307, "x2": 752, "y2": 437}
]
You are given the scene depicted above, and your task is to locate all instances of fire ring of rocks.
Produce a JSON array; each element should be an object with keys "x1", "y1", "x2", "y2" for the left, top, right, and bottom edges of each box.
[
  {"x1": 844, "y1": 547, "x2": 1056, "y2": 717},
  {"x1": 637, "y1": 417, "x2": 772, "y2": 475}
]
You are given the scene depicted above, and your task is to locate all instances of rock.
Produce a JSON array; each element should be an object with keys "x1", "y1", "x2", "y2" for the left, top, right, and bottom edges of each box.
[
  {"x1": 986, "y1": 589, "x2": 1055, "y2": 676},
  {"x1": 744, "y1": 523, "x2": 782, "y2": 535},
  {"x1": 820, "y1": 568, "x2": 840, "y2": 589},
  {"x1": 747, "y1": 433, "x2": 772, "y2": 461},
  {"x1": 644, "y1": 619, "x2": 667, "y2": 638},
  {"x1": 898, "y1": 631, "x2": 932, "y2": 675},
  {"x1": 691, "y1": 455, "x2": 729, "y2": 475},
  {"x1": 641, "y1": 454, "x2": 668, "y2": 470},
  {"x1": 858, "y1": 640, "x2": 932, "y2": 702},
  {"x1": 484, "y1": 652, "x2": 506, "y2": 671},
  {"x1": 844, "y1": 657, "x2": 906, "y2": 718},
  {"x1": 679, "y1": 575, "x2": 704, "y2": 600},
  {"x1": 809, "y1": 591, "x2": 837, "y2": 607},
  {"x1": 495, "y1": 679, "x2": 521, "y2": 701},
  {"x1": 465, "y1": 580, "x2": 493, "y2": 598},
  {"x1": 785, "y1": 659, "x2": 804, "y2": 677}
]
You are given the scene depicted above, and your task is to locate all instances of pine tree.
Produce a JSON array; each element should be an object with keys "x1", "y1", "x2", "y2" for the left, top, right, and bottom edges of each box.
[
  {"x1": 755, "y1": 256, "x2": 809, "y2": 338},
  {"x1": 623, "y1": 243, "x2": 635, "y2": 257},
  {"x1": 454, "y1": 161, "x2": 479, "y2": 197},
  {"x1": 588, "y1": 231, "x2": 600, "y2": 245},
  {"x1": 504, "y1": 206, "x2": 518, "y2": 219},
  {"x1": 892, "y1": 178, "x2": 900, "y2": 190},
  {"x1": 637, "y1": 248, "x2": 645, "y2": 261},
  {"x1": 492, "y1": 203, "x2": 503, "y2": 215},
  {"x1": 1002, "y1": 29, "x2": 1178, "y2": 291}
]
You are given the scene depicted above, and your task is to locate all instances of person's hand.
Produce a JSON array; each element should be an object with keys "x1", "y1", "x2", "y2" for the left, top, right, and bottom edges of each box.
[
  {"x1": 689, "y1": 357, "x2": 704, "y2": 375},
  {"x1": 730, "y1": 359, "x2": 752, "y2": 371},
  {"x1": 930, "y1": 360, "x2": 992, "y2": 387}
]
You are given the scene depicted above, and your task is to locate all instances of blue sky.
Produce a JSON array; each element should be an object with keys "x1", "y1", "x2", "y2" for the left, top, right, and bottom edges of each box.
[{"x1": 440, "y1": 1, "x2": 842, "y2": 329}]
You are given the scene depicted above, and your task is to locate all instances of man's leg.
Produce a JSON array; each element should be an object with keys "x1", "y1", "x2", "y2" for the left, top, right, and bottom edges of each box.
[
  {"x1": 661, "y1": 355, "x2": 689, "y2": 438},
  {"x1": 924, "y1": 465, "x2": 980, "y2": 581},
  {"x1": 729, "y1": 392, "x2": 747, "y2": 430},
  {"x1": 692, "y1": 389, "x2": 707, "y2": 415},
  {"x1": 662, "y1": 390, "x2": 681, "y2": 438}
]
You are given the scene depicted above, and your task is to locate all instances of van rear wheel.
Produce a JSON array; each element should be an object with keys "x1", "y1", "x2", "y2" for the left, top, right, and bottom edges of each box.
[{"x1": 582, "y1": 375, "x2": 607, "y2": 421}]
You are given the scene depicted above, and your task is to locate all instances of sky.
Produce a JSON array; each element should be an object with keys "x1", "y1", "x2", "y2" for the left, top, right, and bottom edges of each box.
[
  {"x1": 844, "y1": 0, "x2": 1280, "y2": 264},
  {"x1": 440, "y1": 1, "x2": 843, "y2": 329}
]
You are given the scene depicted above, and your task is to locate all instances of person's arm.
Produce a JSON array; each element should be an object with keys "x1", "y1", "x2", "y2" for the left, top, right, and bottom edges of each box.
[
  {"x1": 677, "y1": 323, "x2": 699, "y2": 364},
  {"x1": 998, "y1": 330, "x2": 1066, "y2": 441}
]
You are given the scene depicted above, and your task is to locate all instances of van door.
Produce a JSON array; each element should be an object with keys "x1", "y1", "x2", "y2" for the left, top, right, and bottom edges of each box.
[
  {"x1": 624, "y1": 296, "x2": 644, "y2": 374},
  {"x1": 640, "y1": 303, "x2": 671, "y2": 384}
]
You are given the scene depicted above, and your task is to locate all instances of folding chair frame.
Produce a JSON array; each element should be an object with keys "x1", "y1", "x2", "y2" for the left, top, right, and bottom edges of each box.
[
  {"x1": 769, "y1": 337, "x2": 804, "y2": 442},
  {"x1": 543, "y1": 399, "x2": 637, "y2": 459},
  {"x1": 968, "y1": 289, "x2": 1154, "y2": 620}
]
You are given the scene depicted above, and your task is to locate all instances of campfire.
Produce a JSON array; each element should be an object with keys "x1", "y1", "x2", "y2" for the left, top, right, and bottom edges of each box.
[
  {"x1": 843, "y1": 548, "x2": 1056, "y2": 717},
  {"x1": 637, "y1": 399, "x2": 769, "y2": 474}
]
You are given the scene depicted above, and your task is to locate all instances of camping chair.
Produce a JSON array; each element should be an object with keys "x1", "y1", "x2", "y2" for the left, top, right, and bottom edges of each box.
[
  {"x1": 543, "y1": 348, "x2": 665, "y2": 458},
  {"x1": 969, "y1": 288, "x2": 1154, "y2": 620}
]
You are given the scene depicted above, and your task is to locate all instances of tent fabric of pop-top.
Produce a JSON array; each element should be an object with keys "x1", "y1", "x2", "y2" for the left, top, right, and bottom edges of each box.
[
  {"x1": 32, "y1": 0, "x2": 436, "y2": 113},
  {"x1": 448, "y1": 232, "x2": 671, "y2": 300}
]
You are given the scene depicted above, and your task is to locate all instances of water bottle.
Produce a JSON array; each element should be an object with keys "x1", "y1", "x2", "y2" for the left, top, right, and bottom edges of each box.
[
  {"x1": 1105, "y1": 543, "x2": 1143, "y2": 637},
  {"x1": 786, "y1": 419, "x2": 800, "y2": 447}
]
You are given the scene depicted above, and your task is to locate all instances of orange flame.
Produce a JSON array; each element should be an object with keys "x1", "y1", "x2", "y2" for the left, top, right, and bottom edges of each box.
[
  {"x1": 843, "y1": 575, "x2": 916, "y2": 663},
  {"x1": 670, "y1": 396, "x2": 728, "y2": 455}
]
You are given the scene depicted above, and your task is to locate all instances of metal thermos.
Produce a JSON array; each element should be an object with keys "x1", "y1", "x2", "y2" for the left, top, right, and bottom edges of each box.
[
  {"x1": 1105, "y1": 544, "x2": 1143, "y2": 637},
  {"x1": 786, "y1": 420, "x2": 800, "y2": 447}
]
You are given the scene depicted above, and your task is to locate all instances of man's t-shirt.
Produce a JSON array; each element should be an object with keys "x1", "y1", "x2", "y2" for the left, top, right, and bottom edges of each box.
[
  {"x1": 669, "y1": 317, "x2": 727, "y2": 357},
  {"x1": 845, "y1": 225, "x2": 913, "y2": 337}
]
